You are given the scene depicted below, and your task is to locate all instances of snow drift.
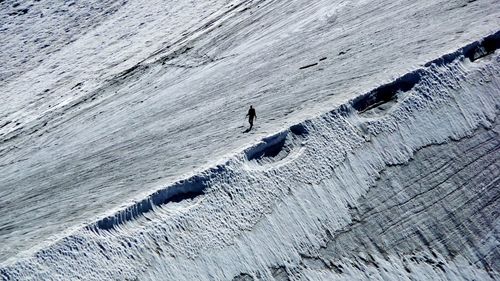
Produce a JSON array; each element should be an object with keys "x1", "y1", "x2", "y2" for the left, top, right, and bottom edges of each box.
[{"x1": 1, "y1": 31, "x2": 499, "y2": 281}]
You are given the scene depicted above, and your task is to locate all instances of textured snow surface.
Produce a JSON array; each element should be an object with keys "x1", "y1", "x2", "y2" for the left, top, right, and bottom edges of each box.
[
  {"x1": 1, "y1": 0, "x2": 500, "y2": 280},
  {"x1": 2, "y1": 30, "x2": 500, "y2": 280}
]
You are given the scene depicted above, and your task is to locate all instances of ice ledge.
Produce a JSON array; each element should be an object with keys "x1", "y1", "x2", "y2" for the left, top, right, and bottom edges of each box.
[
  {"x1": 85, "y1": 30, "x2": 500, "y2": 234},
  {"x1": 1, "y1": 31, "x2": 499, "y2": 280}
]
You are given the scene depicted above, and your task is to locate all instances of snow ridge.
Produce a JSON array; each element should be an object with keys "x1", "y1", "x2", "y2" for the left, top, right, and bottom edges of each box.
[
  {"x1": 87, "y1": 30, "x2": 499, "y2": 234},
  {"x1": 351, "y1": 30, "x2": 500, "y2": 113},
  {"x1": 1, "y1": 31, "x2": 500, "y2": 280}
]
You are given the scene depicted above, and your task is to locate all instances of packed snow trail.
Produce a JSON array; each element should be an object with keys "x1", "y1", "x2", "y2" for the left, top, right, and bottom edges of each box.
[{"x1": 1, "y1": 30, "x2": 499, "y2": 280}]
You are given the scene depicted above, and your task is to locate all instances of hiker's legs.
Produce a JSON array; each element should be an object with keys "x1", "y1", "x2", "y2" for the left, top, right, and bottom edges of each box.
[{"x1": 249, "y1": 118, "x2": 253, "y2": 130}]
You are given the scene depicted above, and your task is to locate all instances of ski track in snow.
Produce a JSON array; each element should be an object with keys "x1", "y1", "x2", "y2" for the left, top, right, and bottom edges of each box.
[{"x1": 0, "y1": 0, "x2": 500, "y2": 280}]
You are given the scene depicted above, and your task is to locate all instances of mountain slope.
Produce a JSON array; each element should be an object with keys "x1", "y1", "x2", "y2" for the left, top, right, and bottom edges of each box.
[{"x1": 0, "y1": 0, "x2": 499, "y2": 279}]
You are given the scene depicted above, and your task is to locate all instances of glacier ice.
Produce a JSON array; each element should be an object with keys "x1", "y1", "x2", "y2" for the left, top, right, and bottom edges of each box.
[
  {"x1": 2, "y1": 0, "x2": 500, "y2": 267},
  {"x1": 1, "y1": 30, "x2": 499, "y2": 280}
]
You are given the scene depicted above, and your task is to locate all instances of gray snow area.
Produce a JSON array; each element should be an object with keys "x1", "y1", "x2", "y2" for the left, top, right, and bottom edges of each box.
[{"x1": 0, "y1": 0, "x2": 499, "y2": 280}]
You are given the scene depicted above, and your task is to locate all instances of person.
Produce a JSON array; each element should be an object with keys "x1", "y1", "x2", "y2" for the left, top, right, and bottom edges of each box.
[{"x1": 246, "y1": 105, "x2": 257, "y2": 130}]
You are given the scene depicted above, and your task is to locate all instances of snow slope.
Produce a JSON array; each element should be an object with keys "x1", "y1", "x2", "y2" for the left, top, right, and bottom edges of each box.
[
  {"x1": 2, "y1": 30, "x2": 499, "y2": 281},
  {"x1": 0, "y1": 0, "x2": 499, "y2": 280}
]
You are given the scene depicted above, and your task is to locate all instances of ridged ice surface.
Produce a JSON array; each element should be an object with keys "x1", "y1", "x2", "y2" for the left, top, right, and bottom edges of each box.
[
  {"x1": 2, "y1": 32, "x2": 500, "y2": 280},
  {"x1": 1, "y1": 0, "x2": 500, "y2": 280}
]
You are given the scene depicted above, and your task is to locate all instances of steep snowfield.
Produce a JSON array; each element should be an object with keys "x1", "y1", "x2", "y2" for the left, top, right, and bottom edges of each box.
[
  {"x1": 1, "y1": 0, "x2": 499, "y2": 280},
  {"x1": 2, "y1": 32, "x2": 499, "y2": 280}
]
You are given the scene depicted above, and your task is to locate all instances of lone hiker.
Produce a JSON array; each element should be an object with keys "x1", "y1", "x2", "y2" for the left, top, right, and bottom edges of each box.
[{"x1": 246, "y1": 105, "x2": 257, "y2": 130}]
